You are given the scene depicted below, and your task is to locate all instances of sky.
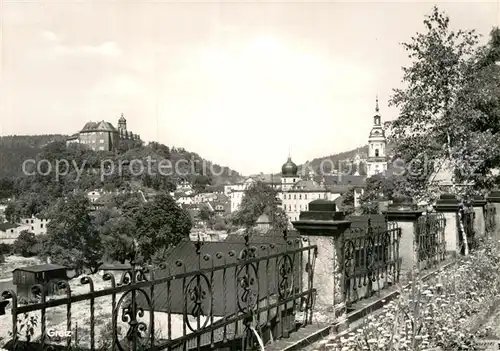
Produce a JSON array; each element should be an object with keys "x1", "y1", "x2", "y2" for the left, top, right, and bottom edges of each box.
[{"x1": 0, "y1": 1, "x2": 498, "y2": 176}]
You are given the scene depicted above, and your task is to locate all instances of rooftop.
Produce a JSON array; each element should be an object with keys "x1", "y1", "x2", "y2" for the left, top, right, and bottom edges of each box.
[
  {"x1": 0, "y1": 223, "x2": 19, "y2": 231},
  {"x1": 14, "y1": 264, "x2": 68, "y2": 273}
]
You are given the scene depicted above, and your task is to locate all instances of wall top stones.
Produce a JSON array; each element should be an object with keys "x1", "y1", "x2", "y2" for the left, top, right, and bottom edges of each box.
[
  {"x1": 292, "y1": 199, "x2": 351, "y2": 236},
  {"x1": 472, "y1": 195, "x2": 487, "y2": 207},
  {"x1": 487, "y1": 189, "x2": 500, "y2": 203},
  {"x1": 308, "y1": 199, "x2": 336, "y2": 213},
  {"x1": 434, "y1": 193, "x2": 461, "y2": 212}
]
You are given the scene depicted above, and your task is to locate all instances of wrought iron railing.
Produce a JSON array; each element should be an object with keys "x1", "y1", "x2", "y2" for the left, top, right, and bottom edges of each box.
[
  {"x1": 0, "y1": 232, "x2": 317, "y2": 351},
  {"x1": 416, "y1": 213, "x2": 447, "y2": 270},
  {"x1": 342, "y1": 220, "x2": 401, "y2": 307},
  {"x1": 485, "y1": 204, "x2": 497, "y2": 236}
]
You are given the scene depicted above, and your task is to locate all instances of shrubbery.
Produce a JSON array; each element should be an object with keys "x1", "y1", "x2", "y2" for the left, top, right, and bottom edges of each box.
[{"x1": 328, "y1": 238, "x2": 500, "y2": 350}]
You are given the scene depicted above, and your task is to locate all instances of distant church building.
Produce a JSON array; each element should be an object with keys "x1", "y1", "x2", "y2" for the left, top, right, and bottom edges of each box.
[
  {"x1": 366, "y1": 97, "x2": 388, "y2": 177},
  {"x1": 66, "y1": 113, "x2": 141, "y2": 152}
]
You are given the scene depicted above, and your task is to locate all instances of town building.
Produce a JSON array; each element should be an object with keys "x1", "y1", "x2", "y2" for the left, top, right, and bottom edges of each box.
[
  {"x1": 0, "y1": 223, "x2": 31, "y2": 244},
  {"x1": 223, "y1": 97, "x2": 389, "y2": 222},
  {"x1": 18, "y1": 215, "x2": 50, "y2": 236},
  {"x1": 66, "y1": 113, "x2": 141, "y2": 151}
]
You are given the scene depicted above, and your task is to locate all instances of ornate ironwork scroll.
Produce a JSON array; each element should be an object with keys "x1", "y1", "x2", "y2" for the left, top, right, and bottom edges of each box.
[
  {"x1": 343, "y1": 221, "x2": 401, "y2": 306},
  {"x1": 277, "y1": 254, "x2": 294, "y2": 299},
  {"x1": 417, "y1": 213, "x2": 447, "y2": 269}
]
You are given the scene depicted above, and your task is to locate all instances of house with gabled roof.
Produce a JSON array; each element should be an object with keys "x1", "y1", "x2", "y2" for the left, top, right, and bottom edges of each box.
[{"x1": 0, "y1": 223, "x2": 31, "y2": 244}]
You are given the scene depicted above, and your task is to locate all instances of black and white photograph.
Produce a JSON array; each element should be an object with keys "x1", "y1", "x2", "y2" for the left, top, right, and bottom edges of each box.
[{"x1": 0, "y1": 1, "x2": 499, "y2": 350}]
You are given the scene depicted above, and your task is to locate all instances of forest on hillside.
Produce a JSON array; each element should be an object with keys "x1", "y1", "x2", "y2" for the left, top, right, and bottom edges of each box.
[{"x1": 0, "y1": 136, "x2": 243, "y2": 200}]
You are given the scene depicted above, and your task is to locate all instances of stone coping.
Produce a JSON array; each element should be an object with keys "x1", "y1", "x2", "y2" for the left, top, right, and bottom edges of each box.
[
  {"x1": 434, "y1": 203, "x2": 461, "y2": 212},
  {"x1": 472, "y1": 199, "x2": 487, "y2": 207},
  {"x1": 292, "y1": 220, "x2": 352, "y2": 236},
  {"x1": 383, "y1": 210, "x2": 424, "y2": 221}
]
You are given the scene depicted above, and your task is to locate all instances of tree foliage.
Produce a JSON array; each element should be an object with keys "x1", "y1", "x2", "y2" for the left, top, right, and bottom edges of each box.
[
  {"x1": 339, "y1": 187, "x2": 356, "y2": 215},
  {"x1": 43, "y1": 194, "x2": 102, "y2": 274},
  {"x1": 359, "y1": 174, "x2": 403, "y2": 214},
  {"x1": 133, "y1": 194, "x2": 192, "y2": 263},
  {"x1": 0, "y1": 138, "x2": 243, "y2": 205},
  {"x1": 13, "y1": 230, "x2": 38, "y2": 257},
  {"x1": 232, "y1": 181, "x2": 288, "y2": 231},
  {"x1": 387, "y1": 6, "x2": 500, "y2": 201}
]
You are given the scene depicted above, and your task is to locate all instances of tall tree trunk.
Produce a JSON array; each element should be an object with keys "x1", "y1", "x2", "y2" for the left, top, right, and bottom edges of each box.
[
  {"x1": 458, "y1": 209, "x2": 469, "y2": 255},
  {"x1": 446, "y1": 131, "x2": 469, "y2": 255}
]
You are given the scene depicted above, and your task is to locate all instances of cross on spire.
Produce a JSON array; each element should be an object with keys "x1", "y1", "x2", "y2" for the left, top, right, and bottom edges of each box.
[{"x1": 375, "y1": 95, "x2": 379, "y2": 113}]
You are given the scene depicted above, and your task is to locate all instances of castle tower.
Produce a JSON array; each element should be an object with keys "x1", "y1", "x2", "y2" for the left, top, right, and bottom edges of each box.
[
  {"x1": 118, "y1": 113, "x2": 127, "y2": 135},
  {"x1": 366, "y1": 96, "x2": 387, "y2": 177}
]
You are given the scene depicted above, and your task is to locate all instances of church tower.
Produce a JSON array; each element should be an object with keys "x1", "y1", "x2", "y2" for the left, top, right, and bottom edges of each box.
[
  {"x1": 281, "y1": 155, "x2": 299, "y2": 192},
  {"x1": 366, "y1": 97, "x2": 387, "y2": 177}
]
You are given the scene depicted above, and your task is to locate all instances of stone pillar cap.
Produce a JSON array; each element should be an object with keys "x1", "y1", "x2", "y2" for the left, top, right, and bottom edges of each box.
[
  {"x1": 487, "y1": 189, "x2": 500, "y2": 203},
  {"x1": 434, "y1": 193, "x2": 461, "y2": 212},
  {"x1": 384, "y1": 196, "x2": 422, "y2": 220},
  {"x1": 293, "y1": 200, "x2": 352, "y2": 236},
  {"x1": 471, "y1": 195, "x2": 487, "y2": 207}
]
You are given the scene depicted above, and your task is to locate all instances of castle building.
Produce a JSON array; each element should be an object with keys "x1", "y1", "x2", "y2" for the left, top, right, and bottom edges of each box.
[
  {"x1": 366, "y1": 97, "x2": 388, "y2": 177},
  {"x1": 66, "y1": 113, "x2": 141, "y2": 152}
]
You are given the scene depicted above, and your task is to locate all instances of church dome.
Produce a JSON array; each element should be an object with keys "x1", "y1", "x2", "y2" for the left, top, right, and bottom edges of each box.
[
  {"x1": 281, "y1": 157, "x2": 298, "y2": 177},
  {"x1": 119, "y1": 113, "x2": 126, "y2": 122}
]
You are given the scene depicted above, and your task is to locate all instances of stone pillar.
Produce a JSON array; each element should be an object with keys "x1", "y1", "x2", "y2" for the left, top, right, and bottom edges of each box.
[
  {"x1": 383, "y1": 197, "x2": 423, "y2": 278},
  {"x1": 434, "y1": 194, "x2": 460, "y2": 256},
  {"x1": 292, "y1": 200, "x2": 352, "y2": 331},
  {"x1": 471, "y1": 195, "x2": 486, "y2": 238},
  {"x1": 486, "y1": 189, "x2": 500, "y2": 238}
]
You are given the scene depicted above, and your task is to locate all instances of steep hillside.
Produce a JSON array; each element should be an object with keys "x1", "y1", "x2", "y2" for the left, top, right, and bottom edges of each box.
[
  {"x1": 0, "y1": 135, "x2": 69, "y2": 178},
  {"x1": 272, "y1": 143, "x2": 395, "y2": 177},
  {"x1": 0, "y1": 135, "x2": 243, "y2": 186}
]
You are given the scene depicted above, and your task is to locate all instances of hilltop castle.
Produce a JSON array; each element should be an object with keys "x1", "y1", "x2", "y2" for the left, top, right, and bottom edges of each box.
[{"x1": 66, "y1": 113, "x2": 141, "y2": 151}]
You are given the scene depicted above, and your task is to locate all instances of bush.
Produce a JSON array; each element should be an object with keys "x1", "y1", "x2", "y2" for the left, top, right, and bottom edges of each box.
[
  {"x1": 0, "y1": 243, "x2": 13, "y2": 256},
  {"x1": 212, "y1": 217, "x2": 227, "y2": 231},
  {"x1": 328, "y1": 238, "x2": 500, "y2": 350},
  {"x1": 13, "y1": 231, "x2": 38, "y2": 257}
]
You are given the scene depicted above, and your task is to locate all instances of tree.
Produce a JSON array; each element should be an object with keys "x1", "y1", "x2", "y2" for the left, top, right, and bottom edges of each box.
[
  {"x1": 0, "y1": 178, "x2": 15, "y2": 200},
  {"x1": 339, "y1": 187, "x2": 356, "y2": 215},
  {"x1": 134, "y1": 194, "x2": 192, "y2": 263},
  {"x1": 359, "y1": 176, "x2": 383, "y2": 214},
  {"x1": 100, "y1": 216, "x2": 136, "y2": 264},
  {"x1": 199, "y1": 204, "x2": 213, "y2": 222},
  {"x1": 387, "y1": 6, "x2": 486, "y2": 202},
  {"x1": 193, "y1": 175, "x2": 212, "y2": 193},
  {"x1": 13, "y1": 230, "x2": 37, "y2": 257},
  {"x1": 212, "y1": 217, "x2": 227, "y2": 231},
  {"x1": 232, "y1": 181, "x2": 288, "y2": 231},
  {"x1": 43, "y1": 194, "x2": 102, "y2": 275}
]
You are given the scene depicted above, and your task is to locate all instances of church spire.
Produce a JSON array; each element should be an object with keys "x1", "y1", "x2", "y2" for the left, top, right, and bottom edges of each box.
[{"x1": 375, "y1": 95, "x2": 379, "y2": 114}]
